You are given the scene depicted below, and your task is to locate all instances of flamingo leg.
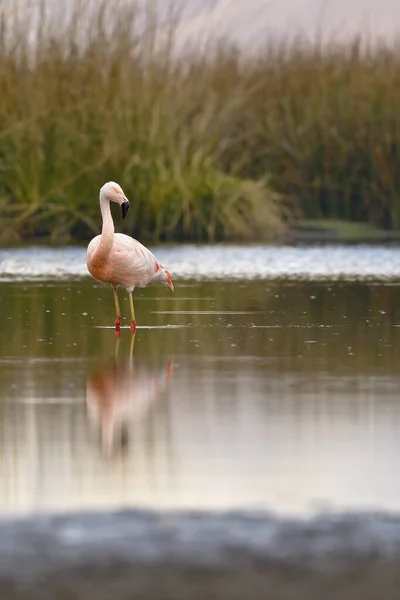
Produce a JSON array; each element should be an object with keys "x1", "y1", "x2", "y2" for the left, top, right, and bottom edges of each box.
[
  {"x1": 114, "y1": 333, "x2": 121, "y2": 360},
  {"x1": 129, "y1": 330, "x2": 136, "y2": 357},
  {"x1": 112, "y1": 287, "x2": 122, "y2": 332},
  {"x1": 128, "y1": 291, "x2": 136, "y2": 333}
]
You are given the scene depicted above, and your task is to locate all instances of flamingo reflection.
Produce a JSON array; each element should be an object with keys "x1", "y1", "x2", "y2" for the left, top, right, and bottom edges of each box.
[{"x1": 86, "y1": 333, "x2": 173, "y2": 454}]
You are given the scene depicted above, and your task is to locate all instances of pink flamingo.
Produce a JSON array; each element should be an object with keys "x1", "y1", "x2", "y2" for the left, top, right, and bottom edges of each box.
[{"x1": 87, "y1": 181, "x2": 174, "y2": 333}]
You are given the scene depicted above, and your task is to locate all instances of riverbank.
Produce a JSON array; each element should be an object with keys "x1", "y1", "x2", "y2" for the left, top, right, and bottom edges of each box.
[{"x1": 0, "y1": 1, "x2": 399, "y2": 244}]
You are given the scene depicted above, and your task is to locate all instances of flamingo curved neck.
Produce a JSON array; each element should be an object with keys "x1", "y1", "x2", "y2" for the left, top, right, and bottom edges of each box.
[{"x1": 93, "y1": 195, "x2": 115, "y2": 265}]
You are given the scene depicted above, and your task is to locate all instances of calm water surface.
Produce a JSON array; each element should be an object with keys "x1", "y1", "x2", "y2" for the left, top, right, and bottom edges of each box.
[{"x1": 1, "y1": 246, "x2": 400, "y2": 517}]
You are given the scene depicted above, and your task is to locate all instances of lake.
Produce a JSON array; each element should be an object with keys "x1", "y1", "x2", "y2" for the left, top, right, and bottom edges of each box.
[{"x1": 1, "y1": 244, "x2": 400, "y2": 517}]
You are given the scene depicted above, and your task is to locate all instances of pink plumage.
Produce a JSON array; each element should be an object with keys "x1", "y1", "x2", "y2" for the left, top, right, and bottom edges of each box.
[{"x1": 87, "y1": 181, "x2": 174, "y2": 332}]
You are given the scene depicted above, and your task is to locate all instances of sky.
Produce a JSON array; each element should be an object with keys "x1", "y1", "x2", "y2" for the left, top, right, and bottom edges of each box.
[
  {"x1": 3, "y1": 0, "x2": 400, "y2": 48},
  {"x1": 174, "y1": 0, "x2": 400, "y2": 47}
]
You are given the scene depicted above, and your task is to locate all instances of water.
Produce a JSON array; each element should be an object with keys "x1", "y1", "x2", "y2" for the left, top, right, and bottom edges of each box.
[
  {"x1": 1, "y1": 246, "x2": 400, "y2": 517},
  {"x1": 3, "y1": 244, "x2": 400, "y2": 281}
]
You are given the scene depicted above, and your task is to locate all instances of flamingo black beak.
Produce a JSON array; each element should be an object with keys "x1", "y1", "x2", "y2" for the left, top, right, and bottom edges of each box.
[
  {"x1": 166, "y1": 270, "x2": 174, "y2": 291},
  {"x1": 121, "y1": 200, "x2": 130, "y2": 219}
]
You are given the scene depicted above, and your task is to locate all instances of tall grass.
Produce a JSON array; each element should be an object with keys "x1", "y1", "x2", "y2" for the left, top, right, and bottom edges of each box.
[
  {"x1": 0, "y1": 0, "x2": 284, "y2": 244},
  {"x1": 0, "y1": 1, "x2": 399, "y2": 244},
  {"x1": 244, "y1": 38, "x2": 400, "y2": 230}
]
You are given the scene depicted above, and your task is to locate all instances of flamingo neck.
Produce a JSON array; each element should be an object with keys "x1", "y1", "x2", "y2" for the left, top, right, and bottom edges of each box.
[{"x1": 94, "y1": 195, "x2": 114, "y2": 265}]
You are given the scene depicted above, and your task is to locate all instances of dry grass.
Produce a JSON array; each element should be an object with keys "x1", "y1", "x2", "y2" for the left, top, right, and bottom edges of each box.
[
  {"x1": 0, "y1": 0, "x2": 284, "y2": 244},
  {"x1": 0, "y1": 1, "x2": 399, "y2": 244},
  {"x1": 243, "y1": 37, "x2": 400, "y2": 230}
]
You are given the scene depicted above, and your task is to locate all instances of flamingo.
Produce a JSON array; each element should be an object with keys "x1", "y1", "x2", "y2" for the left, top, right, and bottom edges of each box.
[{"x1": 86, "y1": 181, "x2": 174, "y2": 333}]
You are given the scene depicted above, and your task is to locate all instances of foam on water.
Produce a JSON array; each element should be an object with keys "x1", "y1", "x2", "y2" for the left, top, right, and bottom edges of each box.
[{"x1": 1, "y1": 244, "x2": 400, "y2": 281}]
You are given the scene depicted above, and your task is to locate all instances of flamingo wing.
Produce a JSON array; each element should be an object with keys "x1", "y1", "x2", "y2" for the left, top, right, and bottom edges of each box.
[{"x1": 111, "y1": 233, "x2": 160, "y2": 287}]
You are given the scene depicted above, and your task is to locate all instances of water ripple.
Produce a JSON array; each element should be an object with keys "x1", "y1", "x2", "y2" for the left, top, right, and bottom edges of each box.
[{"x1": 1, "y1": 244, "x2": 400, "y2": 282}]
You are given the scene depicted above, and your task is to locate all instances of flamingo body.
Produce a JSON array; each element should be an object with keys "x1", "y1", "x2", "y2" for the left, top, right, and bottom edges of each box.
[{"x1": 87, "y1": 233, "x2": 165, "y2": 292}]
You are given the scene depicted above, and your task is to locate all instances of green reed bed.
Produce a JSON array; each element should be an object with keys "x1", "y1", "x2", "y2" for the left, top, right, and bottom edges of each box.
[{"x1": 0, "y1": 1, "x2": 399, "y2": 244}]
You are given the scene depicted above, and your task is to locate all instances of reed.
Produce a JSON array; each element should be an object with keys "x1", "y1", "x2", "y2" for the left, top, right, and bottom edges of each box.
[
  {"x1": 0, "y1": 0, "x2": 284, "y2": 244},
  {"x1": 0, "y1": 1, "x2": 399, "y2": 244},
  {"x1": 243, "y1": 37, "x2": 400, "y2": 230}
]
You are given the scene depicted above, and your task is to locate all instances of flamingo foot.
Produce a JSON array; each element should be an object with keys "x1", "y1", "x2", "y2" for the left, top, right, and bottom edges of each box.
[
  {"x1": 115, "y1": 315, "x2": 121, "y2": 331},
  {"x1": 130, "y1": 320, "x2": 136, "y2": 334}
]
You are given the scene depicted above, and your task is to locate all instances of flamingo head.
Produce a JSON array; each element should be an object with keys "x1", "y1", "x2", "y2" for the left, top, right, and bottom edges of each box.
[{"x1": 100, "y1": 181, "x2": 130, "y2": 219}]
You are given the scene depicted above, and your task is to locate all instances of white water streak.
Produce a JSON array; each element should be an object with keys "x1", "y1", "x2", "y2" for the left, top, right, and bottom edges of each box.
[{"x1": 1, "y1": 245, "x2": 400, "y2": 282}]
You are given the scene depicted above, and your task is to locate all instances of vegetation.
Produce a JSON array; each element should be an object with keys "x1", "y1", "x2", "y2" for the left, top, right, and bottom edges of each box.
[{"x1": 0, "y1": 1, "x2": 399, "y2": 244}]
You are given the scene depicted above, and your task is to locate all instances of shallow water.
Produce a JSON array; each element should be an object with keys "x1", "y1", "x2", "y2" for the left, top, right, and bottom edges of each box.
[{"x1": 1, "y1": 249, "x2": 400, "y2": 517}]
